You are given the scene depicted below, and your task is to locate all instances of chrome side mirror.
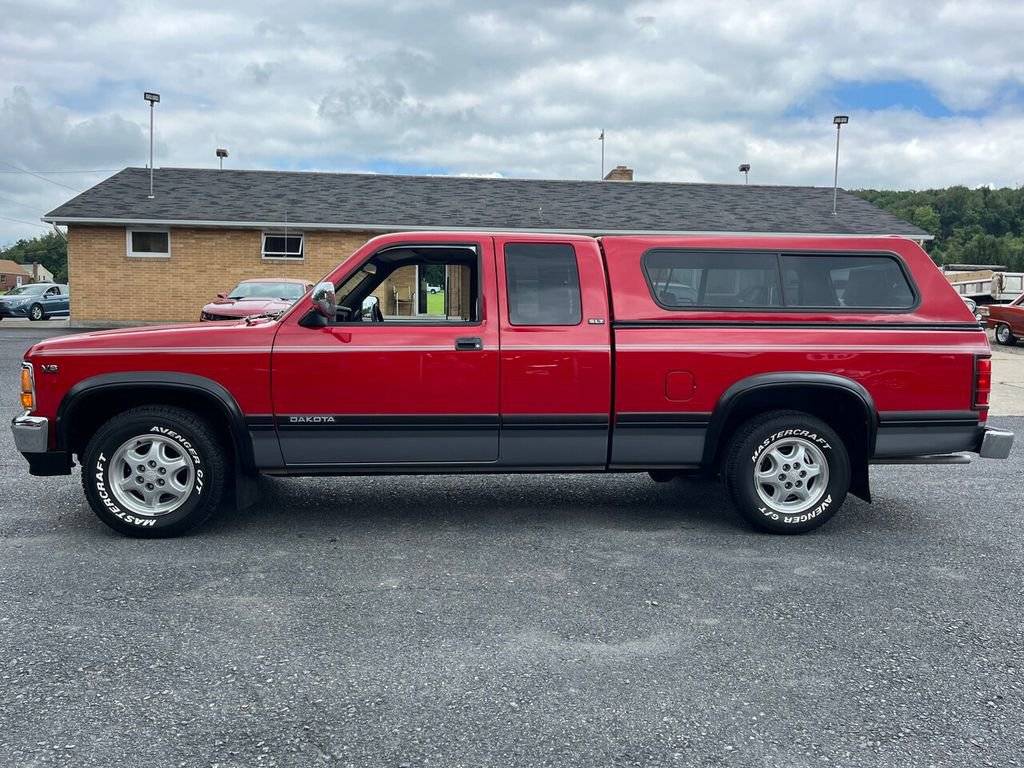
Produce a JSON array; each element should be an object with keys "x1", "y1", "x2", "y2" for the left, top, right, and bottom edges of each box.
[
  {"x1": 311, "y1": 281, "x2": 337, "y2": 320},
  {"x1": 361, "y1": 295, "x2": 380, "y2": 317}
]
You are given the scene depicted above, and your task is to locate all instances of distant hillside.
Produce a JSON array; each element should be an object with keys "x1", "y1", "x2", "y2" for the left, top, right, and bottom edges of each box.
[{"x1": 855, "y1": 187, "x2": 1024, "y2": 271}]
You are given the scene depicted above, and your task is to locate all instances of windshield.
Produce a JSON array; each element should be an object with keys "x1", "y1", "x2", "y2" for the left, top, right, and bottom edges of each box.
[
  {"x1": 228, "y1": 281, "x2": 306, "y2": 300},
  {"x1": 5, "y1": 284, "x2": 47, "y2": 296}
]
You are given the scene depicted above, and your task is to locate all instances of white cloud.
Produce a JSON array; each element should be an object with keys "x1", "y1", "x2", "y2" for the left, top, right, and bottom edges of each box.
[{"x1": 1, "y1": 0, "x2": 1024, "y2": 243}]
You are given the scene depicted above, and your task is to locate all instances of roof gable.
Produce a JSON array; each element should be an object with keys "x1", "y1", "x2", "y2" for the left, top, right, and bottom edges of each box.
[
  {"x1": 0, "y1": 259, "x2": 30, "y2": 275},
  {"x1": 43, "y1": 167, "x2": 929, "y2": 238}
]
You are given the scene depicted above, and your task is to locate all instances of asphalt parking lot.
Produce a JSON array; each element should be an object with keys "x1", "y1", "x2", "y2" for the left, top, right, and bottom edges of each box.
[{"x1": 1, "y1": 327, "x2": 1022, "y2": 768}]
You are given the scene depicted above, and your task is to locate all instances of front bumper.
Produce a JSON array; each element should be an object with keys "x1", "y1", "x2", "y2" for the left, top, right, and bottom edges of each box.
[
  {"x1": 0, "y1": 304, "x2": 29, "y2": 318},
  {"x1": 12, "y1": 413, "x2": 48, "y2": 452},
  {"x1": 978, "y1": 426, "x2": 1014, "y2": 459},
  {"x1": 11, "y1": 414, "x2": 71, "y2": 476}
]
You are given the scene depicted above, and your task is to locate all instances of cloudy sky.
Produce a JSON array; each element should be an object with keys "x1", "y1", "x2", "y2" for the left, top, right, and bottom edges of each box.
[{"x1": 2, "y1": 0, "x2": 1024, "y2": 244}]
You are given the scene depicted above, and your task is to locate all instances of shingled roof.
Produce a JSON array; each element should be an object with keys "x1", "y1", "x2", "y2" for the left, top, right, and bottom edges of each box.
[{"x1": 43, "y1": 167, "x2": 929, "y2": 238}]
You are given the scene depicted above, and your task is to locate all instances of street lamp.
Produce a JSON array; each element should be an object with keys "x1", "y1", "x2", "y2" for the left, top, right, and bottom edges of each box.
[
  {"x1": 738, "y1": 163, "x2": 750, "y2": 184},
  {"x1": 832, "y1": 115, "x2": 849, "y2": 216},
  {"x1": 216, "y1": 148, "x2": 229, "y2": 170},
  {"x1": 144, "y1": 92, "x2": 160, "y2": 199}
]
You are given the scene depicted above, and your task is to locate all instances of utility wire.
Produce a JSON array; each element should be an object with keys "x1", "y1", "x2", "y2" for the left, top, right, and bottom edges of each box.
[
  {"x1": 0, "y1": 214, "x2": 52, "y2": 230},
  {"x1": 0, "y1": 243, "x2": 64, "y2": 258},
  {"x1": 0, "y1": 168, "x2": 118, "y2": 174},
  {"x1": 0, "y1": 193, "x2": 43, "y2": 214},
  {"x1": 0, "y1": 161, "x2": 81, "y2": 192}
]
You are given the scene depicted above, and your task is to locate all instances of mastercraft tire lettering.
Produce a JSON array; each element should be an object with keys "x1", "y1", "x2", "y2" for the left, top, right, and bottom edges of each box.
[
  {"x1": 81, "y1": 406, "x2": 226, "y2": 538},
  {"x1": 724, "y1": 410, "x2": 851, "y2": 534}
]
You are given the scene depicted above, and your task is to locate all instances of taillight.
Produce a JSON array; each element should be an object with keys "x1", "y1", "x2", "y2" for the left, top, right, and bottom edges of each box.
[
  {"x1": 974, "y1": 355, "x2": 991, "y2": 421},
  {"x1": 20, "y1": 362, "x2": 35, "y2": 411}
]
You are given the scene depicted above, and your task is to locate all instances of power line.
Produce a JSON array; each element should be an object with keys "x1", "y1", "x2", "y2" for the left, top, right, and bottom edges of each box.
[
  {"x1": 0, "y1": 161, "x2": 81, "y2": 192},
  {"x1": 0, "y1": 214, "x2": 52, "y2": 230},
  {"x1": 0, "y1": 168, "x2": 119, "y2": 174},
  {"x1": 0, "y1": 193, "x2": 42, "y2": 214},
  {"x1": 0, "y1": 243, "x2": 64, "y2": 259}
]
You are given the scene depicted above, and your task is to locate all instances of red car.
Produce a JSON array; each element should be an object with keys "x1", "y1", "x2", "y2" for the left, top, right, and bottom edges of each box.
[
  {"x1": 988, "y1": 292, "x2": 1024, "y2": 346},
  {"x1": 12, "y1": 232, "x2": 1014, "y2": 538},
  {"x1": 200, "y1": 278, "x2": 313, "y2": 321}
]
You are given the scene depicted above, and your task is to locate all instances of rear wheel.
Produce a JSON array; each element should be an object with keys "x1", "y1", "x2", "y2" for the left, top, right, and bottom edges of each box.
[
  {"x1": 28, "y1": 303, "x2": 45, "y2": 321},
  {"x1": 995, "y1": 323, "x2": 1017, "y2": 346},
  {"x1": 81, "y1": 406, "x2": 227, "y2": 537},
  {"x1": 723, "y1": 410, "x2": 850, "y2": 534}
]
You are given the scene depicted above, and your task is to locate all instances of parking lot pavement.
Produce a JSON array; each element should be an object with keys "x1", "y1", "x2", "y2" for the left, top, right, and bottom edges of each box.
[
  {"x1": 1, "y1": 330, "x2": 1022, "y2": 768},
  {"x1": 991, "y1": 337, "x2": 1024, "y2": 416},
  {"x1": 0, "y1": 316, "x2": 71, "y2": 328}
]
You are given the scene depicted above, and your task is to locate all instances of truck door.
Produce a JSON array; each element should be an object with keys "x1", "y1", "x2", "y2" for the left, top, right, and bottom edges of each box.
[
  {"x1": 270, "y1": 238, "x2": 500, "y2": 467},
  {"x1": 495, "y1": 238, "x2": 612, "y2": 467}
]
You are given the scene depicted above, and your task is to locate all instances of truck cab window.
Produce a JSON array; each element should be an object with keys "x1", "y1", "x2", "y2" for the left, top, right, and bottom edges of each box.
[
  {"x1": 333, "y1": 245, "x2": 479, "y2": 324},
  {"x1": 504, "y1": 243, "x2": 582, "y2": 325}
]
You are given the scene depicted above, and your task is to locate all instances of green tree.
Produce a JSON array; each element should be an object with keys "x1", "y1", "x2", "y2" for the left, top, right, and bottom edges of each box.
[
  {"x1": 0, "y1": 231, "x2": 67, "y2": 282},
  {"x1": 855, "y1": 186, "x2": 1024, "y2": 269}
]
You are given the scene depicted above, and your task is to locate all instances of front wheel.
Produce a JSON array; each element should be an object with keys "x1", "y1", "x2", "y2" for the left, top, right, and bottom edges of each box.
[
  {"x1": 995, "y1": 323, "x2": 1017, "y2": 346},
  {"x1": 81, "y1": 406, "x2": 227, "y2": 537},
  {"x1": 723, "y1": 410, "x2": 850, "y2": 534},
  {"x1": 28, "y1": 303, "x2": 45, "y2": 321}
]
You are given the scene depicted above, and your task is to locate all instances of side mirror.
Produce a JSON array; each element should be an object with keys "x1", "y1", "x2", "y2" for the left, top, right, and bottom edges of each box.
[
  {"x1": 361, "y1": 295, "x2": 380, "y2": 318},
  {"x1": 216, "y1": 293, "x2": 227, "y2": 299},
  {"x1": 311, "y1": 281, "x2": 337, "y2": 320}
]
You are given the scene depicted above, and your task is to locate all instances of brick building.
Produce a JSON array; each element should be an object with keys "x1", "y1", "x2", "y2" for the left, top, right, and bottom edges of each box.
[
  {"x1": 0, "y1": 259, "x2": 31, "y2": 292},
  {"x1": 42, "y1": 167, "x2": 928, "y2": 326}
]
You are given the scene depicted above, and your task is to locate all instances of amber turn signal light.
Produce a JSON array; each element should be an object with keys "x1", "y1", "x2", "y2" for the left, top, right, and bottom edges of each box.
[{"x1": 20, "y1": 365, "x2": 34, "y2": 411}]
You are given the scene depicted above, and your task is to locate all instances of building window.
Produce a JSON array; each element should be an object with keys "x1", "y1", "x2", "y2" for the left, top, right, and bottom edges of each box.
[
  {"x1": 262, "y1": 232, "x2": 304, "y2": 260},
  {"x1": 504, "y1": 243, "x2": 582, "y2": 325},
  {"x1": 127, "y1": 229, "x2": 170, "y2": 258}
]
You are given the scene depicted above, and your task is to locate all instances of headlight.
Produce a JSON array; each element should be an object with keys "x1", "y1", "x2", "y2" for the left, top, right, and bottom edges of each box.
[{"x1": 20, "y1": 362, "x2": 35, "y2": 411}]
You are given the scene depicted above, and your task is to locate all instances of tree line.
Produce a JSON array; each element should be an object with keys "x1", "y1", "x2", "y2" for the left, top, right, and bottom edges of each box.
[
  {"x1": 855, "y1": 186, "x2": 1024, "y2": 271},
  {"x1": 0, "y1": 231, "x2": 68, "y2": 283}
]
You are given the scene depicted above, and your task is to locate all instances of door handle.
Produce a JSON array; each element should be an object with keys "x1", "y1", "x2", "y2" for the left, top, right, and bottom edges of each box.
[{"x1": 455, "y1": 336, "x2": 483, "y2": 351}]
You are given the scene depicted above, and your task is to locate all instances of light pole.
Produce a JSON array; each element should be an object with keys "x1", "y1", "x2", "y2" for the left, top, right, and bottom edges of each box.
[
  {"x1": 216, "y1": 148, "x2": 228, "y2": 170},
  {"x1": 144, "y1": 92, "x2": 160, "y2": 198},
  {"x1": 832, "y1": 115, "x2": 848, "y2": 216},
  {"x1": 598, "y1": 129, "x2": 605, "y2": 179},
  {"x1": 738, "y1": 163, "x2": 750, "y2": 184}
]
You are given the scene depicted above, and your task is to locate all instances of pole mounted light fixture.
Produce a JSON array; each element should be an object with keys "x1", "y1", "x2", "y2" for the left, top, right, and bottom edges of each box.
[
  {"x1": 216, "y1": 148, "x2": 229, "y2": 169},
  {"x1": 144, "y1": 92, "x2": 160, "y2": 199},
  {"x1": 738, "y1": 163, "x2": 750, "y2": 184},
  {"x1": 832, "y1": 115, "x2": 849, "y2": 216}
]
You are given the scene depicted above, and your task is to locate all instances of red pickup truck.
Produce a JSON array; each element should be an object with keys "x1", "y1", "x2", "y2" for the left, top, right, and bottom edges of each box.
[{"x1": 12, "y1": 232, "x2": 1014, "y2": 537}]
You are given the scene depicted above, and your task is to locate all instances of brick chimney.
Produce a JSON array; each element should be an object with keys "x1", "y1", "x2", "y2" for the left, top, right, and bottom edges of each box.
[
  {"x1": 31, "y1": 262, "x2": 39, "y2": 281},
  {"x1": 603, "y1": 165, "x2": 634, "y2": 181}
]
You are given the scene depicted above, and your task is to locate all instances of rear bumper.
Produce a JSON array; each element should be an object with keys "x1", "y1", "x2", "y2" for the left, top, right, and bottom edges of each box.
[
  {"x1": 10, "y1": 414, "x2": 71, "y2": 476},
  {"x1": 978, "y1": 426, "x2": 1014, "y2": 459}
]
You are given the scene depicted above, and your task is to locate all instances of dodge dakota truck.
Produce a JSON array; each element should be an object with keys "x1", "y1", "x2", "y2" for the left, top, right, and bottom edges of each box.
[{"x1": 11, "y1": 232, "x2": 1014, "y2": 537}]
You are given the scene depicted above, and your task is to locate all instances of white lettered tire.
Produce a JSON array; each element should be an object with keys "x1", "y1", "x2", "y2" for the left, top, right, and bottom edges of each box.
[
  {"x1": 82, "y1": 406, "x2": 227, "y2": 537},
  {"x1": 723, "y1": 410, "x2": 850, "y2": 534}
]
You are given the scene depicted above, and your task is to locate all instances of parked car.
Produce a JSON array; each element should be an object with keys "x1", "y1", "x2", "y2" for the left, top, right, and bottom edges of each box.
[
  {"x1": 961, "y1": 295, "x2": 984, "y2": 324},
  {"x1": 200, "y1": 278, "x2": 313, "y2": 321},
  {"x1": 988, "y1": 291, "x2": 1024, "y2": 345},
  {"x1": 11, "y1": 233, "x2": 1013, "y2": 538},
  {"x1": 0, "y1": 283, "x2": 69, "y2": 321}
]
